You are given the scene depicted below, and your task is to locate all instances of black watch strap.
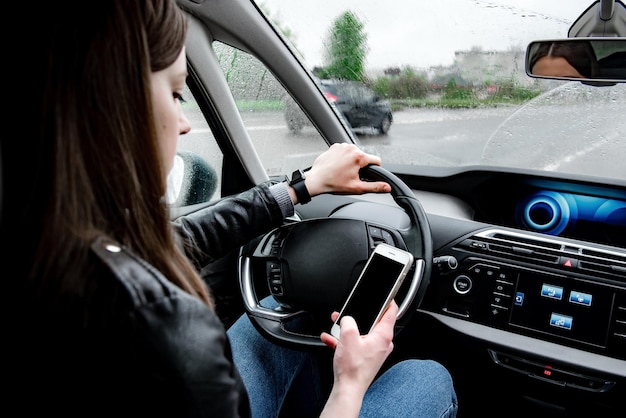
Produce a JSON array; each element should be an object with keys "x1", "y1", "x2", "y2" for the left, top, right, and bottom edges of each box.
[{"x1": 289, "y1": 169, "x2": 311, "y2": 204}]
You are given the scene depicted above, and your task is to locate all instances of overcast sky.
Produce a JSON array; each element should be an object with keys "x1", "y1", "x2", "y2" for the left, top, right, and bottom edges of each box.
[{"x1": 257, "y1": 0, "x2": 596, "y2": 70}]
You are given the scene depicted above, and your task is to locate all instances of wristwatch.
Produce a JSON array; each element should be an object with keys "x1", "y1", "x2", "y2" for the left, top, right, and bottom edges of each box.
[{"x1": 289, "y1": 168, "x2": 311, "y2": 204}]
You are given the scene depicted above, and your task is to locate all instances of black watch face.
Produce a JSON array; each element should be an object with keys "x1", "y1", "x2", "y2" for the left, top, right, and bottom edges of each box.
[{"x1": 291, "y1": 170, "x2": 304, "y2": 183}]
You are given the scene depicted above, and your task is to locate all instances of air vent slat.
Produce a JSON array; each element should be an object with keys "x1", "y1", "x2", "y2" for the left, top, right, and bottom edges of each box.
[
  {"x1": 492, "y1": 233, "x2": 562, "y2": 250},
  {"x1": 582, "y1": 248, "x2": 626, "y2": 264},
  {"x1": 579, "y1": 260, "x2": 626, "y2": 278},
  {"x1": 511, "y1": 246, "x2": 533, "y2": 255},
  {"x1": 488, "y1": 243, "x2": 559, "y2": 263}
]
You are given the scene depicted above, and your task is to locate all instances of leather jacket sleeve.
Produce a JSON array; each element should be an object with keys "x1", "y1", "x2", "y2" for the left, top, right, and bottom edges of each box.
[
  {"x1": 173, "y1": 182, "x2": 286, "y2": 269},
  {"x1": 88, "y1": 236, "x2": 252, "y2": 417}
]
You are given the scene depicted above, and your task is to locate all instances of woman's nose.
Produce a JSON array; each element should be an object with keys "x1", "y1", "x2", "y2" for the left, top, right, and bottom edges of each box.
[{"x1": 180, "y1": 113, "x2": 191, "y2": 135}]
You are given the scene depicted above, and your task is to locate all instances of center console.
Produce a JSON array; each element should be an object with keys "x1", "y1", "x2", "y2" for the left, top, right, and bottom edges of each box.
[{"x1": 424, "y1": 228, "x2": 626, "y2": 362}]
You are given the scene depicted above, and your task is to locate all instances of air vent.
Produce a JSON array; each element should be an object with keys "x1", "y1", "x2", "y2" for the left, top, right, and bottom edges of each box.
[
  {"x1": 462, "y1": 229, "x2": 626, "y2": 281},
  {"x1": 582, "y1": 248, "x2": 626, "y2": 264},
  {"x1": 487, "y1": 242, "x2": 559, "y2": 263},
  {"x1": 491, "y1": 232, "x2": 562, "y2": 250},
  {"x1": 579, "y1": 248, "x2": 626, "y2": 277}
]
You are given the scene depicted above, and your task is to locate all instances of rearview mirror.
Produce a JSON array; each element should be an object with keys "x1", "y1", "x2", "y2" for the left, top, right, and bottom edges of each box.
[{"x1": 526, "y1": 38, "x2": 626, "y2": 83}]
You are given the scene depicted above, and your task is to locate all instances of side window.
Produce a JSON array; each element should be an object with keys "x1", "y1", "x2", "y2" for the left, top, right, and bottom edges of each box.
[
  {"x1": 171, "y1": 42, "x2": 330, "y2": 208},
  {"x1": 170, "y1": 83, "x2": 224, "y2": 205},
  {"x1": 213, "y1": 42, "x2": 328, "y2": 178}
]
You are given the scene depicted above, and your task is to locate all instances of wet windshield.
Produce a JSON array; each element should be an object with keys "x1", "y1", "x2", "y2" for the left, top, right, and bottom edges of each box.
[{"x1": 251, "y1": 0, "x2": 624, "y2": 181}]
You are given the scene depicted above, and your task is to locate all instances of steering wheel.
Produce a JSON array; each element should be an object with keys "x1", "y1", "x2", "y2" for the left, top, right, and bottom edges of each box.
[{"x1": 237, "y1": 165, "x2": 433, "y2": 348}]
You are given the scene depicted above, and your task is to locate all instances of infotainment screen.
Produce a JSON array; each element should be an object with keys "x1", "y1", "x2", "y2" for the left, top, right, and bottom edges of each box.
[{"x1": 509, "y1": 272, "x2": 615, "y2": 348}]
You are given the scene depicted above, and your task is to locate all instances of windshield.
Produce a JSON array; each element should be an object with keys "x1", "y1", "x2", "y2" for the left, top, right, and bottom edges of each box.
[
  {"x1": 249, "y1": 0, "x2": 624, "y2": 182},
  {"x1": 174, "y1": 0, "x2": 624, "y2": 196}
]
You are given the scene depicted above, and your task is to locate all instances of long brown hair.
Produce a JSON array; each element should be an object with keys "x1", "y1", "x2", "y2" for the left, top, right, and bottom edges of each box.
[
  {"x1": 23, "y1": 0, "x2": 213, "y2": 307},
  {"x1": 530, "y1": 41, "x2": 599, "y2": 78}
]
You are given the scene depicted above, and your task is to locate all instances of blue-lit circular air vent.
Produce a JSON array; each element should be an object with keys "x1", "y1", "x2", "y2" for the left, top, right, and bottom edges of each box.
[
  {"x1": 516, "y1": 190, "x2": 626, "y2": 238},
  {"x1": 516, "y1": 191, "x2": 576, "y2": 235}
]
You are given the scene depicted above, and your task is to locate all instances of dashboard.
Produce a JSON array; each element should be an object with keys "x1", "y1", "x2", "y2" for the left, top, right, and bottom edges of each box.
[
  {"x1": 255, "y1": 166, "x2": 626, "y2": 414},
  {"x1": 326, "y1": 167, "x2": 626, "y2": 406},
  {"x1": 294, "y1": 167, "x2": 626, "y2": 400},
  {"x1": 471, "y1": 177, "x2": 626, "y2": 248},
  {"x1": 423, "y1": 226, "x2": 626, "y2": 362},
  {"x1": 400, "y1": 170, "x2": 626, "y2": 399}
]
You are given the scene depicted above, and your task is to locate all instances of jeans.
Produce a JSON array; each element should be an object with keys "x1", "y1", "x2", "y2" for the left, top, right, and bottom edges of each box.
[{"x1": 227, "y1": 297, "x2": 458, "y2": 418}]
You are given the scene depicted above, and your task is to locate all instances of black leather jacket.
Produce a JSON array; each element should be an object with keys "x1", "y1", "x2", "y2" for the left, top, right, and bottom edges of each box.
[{"x1": 14, "y1": 183, "x2": 286, "y2": 417}]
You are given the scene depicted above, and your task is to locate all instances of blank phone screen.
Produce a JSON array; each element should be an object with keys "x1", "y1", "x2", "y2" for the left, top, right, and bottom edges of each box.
[{"x1": 339, "y1": 252, "x2": 406, "y2": 333}]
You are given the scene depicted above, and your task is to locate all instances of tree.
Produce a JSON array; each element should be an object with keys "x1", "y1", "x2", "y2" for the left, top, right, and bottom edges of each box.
[{"x1": 321, "y1": 11, "x2": 368, "y2": 81}]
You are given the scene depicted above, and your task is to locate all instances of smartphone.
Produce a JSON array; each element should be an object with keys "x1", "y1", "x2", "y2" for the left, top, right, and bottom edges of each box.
[{"x1": 330, "y1": 243, "x2": 414, "y2": 338}]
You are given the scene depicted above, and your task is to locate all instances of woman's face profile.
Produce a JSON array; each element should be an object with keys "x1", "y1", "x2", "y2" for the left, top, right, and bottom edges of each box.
[
  {"x1": 150, "y1": 47, "x2": 191, "y2": 182},
  {"x1": 532, "y1": 55, "x2": 584, "y2": 78}
]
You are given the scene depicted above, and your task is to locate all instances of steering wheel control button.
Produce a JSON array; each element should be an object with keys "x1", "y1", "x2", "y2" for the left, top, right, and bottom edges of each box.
[
  {"x1": 453, "y1": 275, "x2": 472, "y2": 294},
  {"x1": 368, "y1": 225, "x2": 396, "y2": 247},
  {"x1": 267, "y1": 262, "x2": 283, "y2": 296},
  {"x1": 368, "y1": 225, "x2": 382, "y2": 238},
  {"x1": 267, "y1": 229, "x2": 288, "y2": 256},
  {"x1": 380, "y1": 230, "x2": 395, "y2": 245}
]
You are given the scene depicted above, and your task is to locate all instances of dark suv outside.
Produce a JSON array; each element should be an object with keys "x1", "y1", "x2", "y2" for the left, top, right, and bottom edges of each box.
[{"x1": 285, "y1": 79, "x2": 393, "y2": 135}]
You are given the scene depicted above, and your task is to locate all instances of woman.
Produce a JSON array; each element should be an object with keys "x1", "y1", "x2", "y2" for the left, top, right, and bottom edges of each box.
[
  {"x1": 4, "y1": 1, "x2": 458, "y2": 417},
  {"x1": 530, "y1": 40, "x2": 599, "y2": 78}
]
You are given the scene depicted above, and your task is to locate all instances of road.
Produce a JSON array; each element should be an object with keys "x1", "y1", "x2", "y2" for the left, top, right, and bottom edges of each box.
[
  {"x1": 180, "y1": 106, "x2": 519, "y2": 174},
  {"x1": 226, "y1": 107, "x2": 520, "y2": 168},
  {"x1": 355, "y1": 107, "x2": 518, "y2": 166},
  {"x1": 180, "y1": 103, "x2": 624, "y2": 181}
]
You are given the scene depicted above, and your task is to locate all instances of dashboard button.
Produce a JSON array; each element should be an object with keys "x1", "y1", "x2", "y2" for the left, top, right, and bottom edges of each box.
[
  {"x1": 453, "y1": 275, "x2": 472, "y2": 294},
  {"x1": 559, "y1": 256, "x2": 579, "y2": 269}
]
